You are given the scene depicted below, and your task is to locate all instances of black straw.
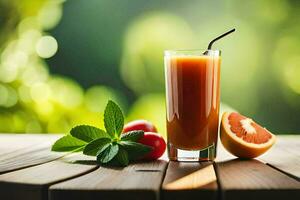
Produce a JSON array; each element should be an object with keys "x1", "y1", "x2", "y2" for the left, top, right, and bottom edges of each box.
[{"x1": 207, "y1": 28, "x2": 235, "y2": 50}]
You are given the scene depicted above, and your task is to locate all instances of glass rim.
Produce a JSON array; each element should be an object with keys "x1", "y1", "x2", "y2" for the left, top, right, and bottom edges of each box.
[{"x1": 164, "y1": 49, "x2": 221, "y2": 56}]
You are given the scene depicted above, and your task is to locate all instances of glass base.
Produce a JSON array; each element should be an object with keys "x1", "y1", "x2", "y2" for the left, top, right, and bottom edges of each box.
[{"x1": 168, "y1": 143, "x2": 216, "y2": 161}]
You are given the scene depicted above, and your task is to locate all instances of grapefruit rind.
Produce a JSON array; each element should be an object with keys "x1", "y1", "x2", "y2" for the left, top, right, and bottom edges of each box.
[{"x1": 220, "y1": 112, "x2": 276, "y2": 158}]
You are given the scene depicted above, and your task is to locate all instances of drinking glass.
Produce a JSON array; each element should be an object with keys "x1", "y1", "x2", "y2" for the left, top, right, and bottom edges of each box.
[{"x1": 164, "y1": 49, "x2": 221, "y2": 161}]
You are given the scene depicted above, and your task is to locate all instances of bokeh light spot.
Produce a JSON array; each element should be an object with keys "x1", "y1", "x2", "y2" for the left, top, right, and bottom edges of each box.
[
  {"x1": 49, "y1": 76, "x2": 84, "y2": 109},
  {"x1": 21, "y1": 63, "x2": 49, "y2": 86},
  {"x1": 37, "y1": 2, "x2": 63, "y2": 30},
  {"x1": 30, "y1": 82, "x2": 50, "y2": 103},
  {"x1": 18, "y1": 17, "x2": 40, "y2": 35},
  {"x1": 35, "y1": 101, "x2": 54, "y2": 118},
  {"x1": 18, "y1": 29, "x2": 42, "y2": 54},
  {"x1": 18, "y1": 85, "x2": 32, "y2": 103},
  {"x1": 0, "y1": 84, "x2": 18, "y2": 107},
  {"x1": 36, "y1": 35, "x2": 58, "y2": 58},
  {"x1": 0, "y1": 65, "x2": 18, "y2": 83}
]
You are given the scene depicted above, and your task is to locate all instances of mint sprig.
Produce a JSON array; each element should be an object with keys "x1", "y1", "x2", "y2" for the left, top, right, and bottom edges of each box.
[{"x1": 51, "y1": 100, "x2": 152, "y2": 166}]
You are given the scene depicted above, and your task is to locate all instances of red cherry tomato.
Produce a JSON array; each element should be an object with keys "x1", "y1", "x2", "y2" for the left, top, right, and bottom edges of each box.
[
  {"x1": 123, "y1": 120, "x2": 158, "y2": 133},
  {"x1": 138, "y1": 132, "x2": 166, "y2": 160}
]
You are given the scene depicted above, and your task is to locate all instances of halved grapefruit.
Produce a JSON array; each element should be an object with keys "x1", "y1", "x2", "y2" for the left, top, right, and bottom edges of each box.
[{"x1": 220, "y1": 112, "x2": 276, "y2": 158}]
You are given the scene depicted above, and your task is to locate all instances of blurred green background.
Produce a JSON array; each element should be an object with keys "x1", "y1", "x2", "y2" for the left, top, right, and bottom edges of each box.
[{"x1": 0, "y1": 0, "x2": 300, "y2": 137}]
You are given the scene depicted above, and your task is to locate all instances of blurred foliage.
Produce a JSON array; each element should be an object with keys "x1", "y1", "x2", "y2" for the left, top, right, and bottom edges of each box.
[
  {"x1": 0, "y1": 0, "x2": 124, "y2": 133},
  {"x1": 0, "y1": 0, "x2": 300, "y2": 135}
]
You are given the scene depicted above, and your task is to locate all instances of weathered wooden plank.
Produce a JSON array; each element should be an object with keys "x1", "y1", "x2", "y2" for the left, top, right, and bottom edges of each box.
[
  {"x1": 260, "y1": 135, "x2": 300, "y2": 180},
  {"x1": 0, "y1": 154, "x2": 98, "y2": 200},
  {"x1": 161, "y1": 161, "x2": 218, "y2": 200},
  {"x1": 0, "y1": 134, "x2": 60, "y2": 157},
  {"x1": 216, "y1": 135, "x2": 300, "y2": 181},
  {"x1": 49, "y1": 160, "x2": 168, "y2": 200},
  {"x1": 1, "y1": 134, "x2": 299, "y2": 200},
  {"x1": 215, "y1": 159, "x2": 300, "y2": 200},
  {"x1": 0, "y1": 134, "x2": 65, "y2": 174}
]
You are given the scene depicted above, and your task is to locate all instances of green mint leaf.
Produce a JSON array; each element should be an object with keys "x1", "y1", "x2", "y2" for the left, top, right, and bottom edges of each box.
[
  {"x1": 96, "y1": 143, "x2": 119, "y2": 163},
  {"x1": 51, "y1": 135, "x2": 86, "y2": 152},
  {"x1": 83, "y1": 138, "x2": 111, "y2": 156},
  {"x1": 104, "y1": 100, "x2": 124, "y2": 138},
  {"x1": 121, "y1": 130, "x2": 144, "y2": 142},
  {"x1": 96, "y1": 143, "x2": 111, "y2": 155},
  {"x1": 120, "y1": 141, "x2": 152, "y2": 160},
  {"x1": 115, "y1": 146, "x2": 129, "y2": 166},
  {"x1": 71, "y1": 125, "x2": 110, "y2": 142}
]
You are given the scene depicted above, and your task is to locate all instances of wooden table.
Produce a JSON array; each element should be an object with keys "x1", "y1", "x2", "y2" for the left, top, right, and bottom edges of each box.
[{"x1": 0, "y1": 134, "x2": 299, "y2": 200}]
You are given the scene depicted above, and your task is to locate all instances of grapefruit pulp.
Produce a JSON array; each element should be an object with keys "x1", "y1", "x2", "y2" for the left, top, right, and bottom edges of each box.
[{"x1": 220, "y1": 112, "x2": 276, "y2": 158}]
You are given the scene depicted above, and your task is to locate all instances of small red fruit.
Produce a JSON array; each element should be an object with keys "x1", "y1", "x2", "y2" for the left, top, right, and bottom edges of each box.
[
  {"x1": 123, "y1": 120, "x2": 158, "y2": 133},
  {"x1": 138, "y1": 132, "x2": 166, "y2": 160}
]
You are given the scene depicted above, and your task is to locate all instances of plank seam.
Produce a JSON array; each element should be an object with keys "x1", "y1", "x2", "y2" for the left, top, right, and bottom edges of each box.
[
  {"x1": 266, "y1": 163, "x2": 300, "y2": 182},
  {"x1": 213, "y1": 162, "x2": 225, "y2": 200},
  {"x1": 159, "y1": 161, "x2": 169, "y2": 200}
]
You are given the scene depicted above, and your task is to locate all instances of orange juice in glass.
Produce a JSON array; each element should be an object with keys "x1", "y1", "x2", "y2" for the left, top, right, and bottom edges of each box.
[{"x1": 164, "y1": 50, "x2": 221, "y2": 161}]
